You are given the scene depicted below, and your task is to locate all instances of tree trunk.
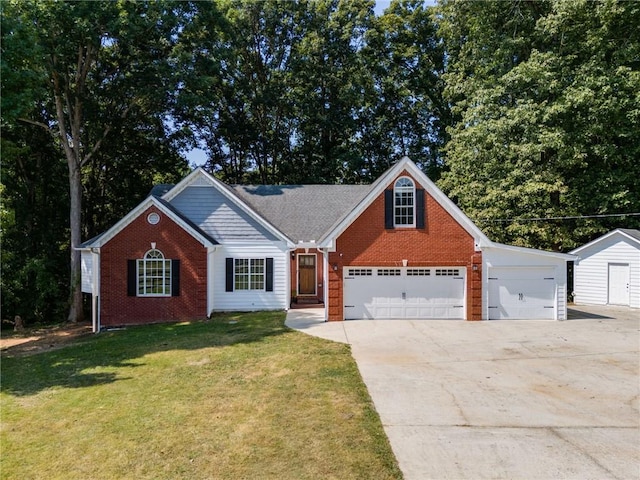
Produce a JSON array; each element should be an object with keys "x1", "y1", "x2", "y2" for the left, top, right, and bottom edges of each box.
[{"x1": 67, "y1": 163, "x2": 84, "y2": 323}]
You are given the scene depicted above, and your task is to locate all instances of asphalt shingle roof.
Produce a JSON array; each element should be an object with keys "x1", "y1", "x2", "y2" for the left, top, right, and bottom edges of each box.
[
  {"x1": 230, "y1": 184, "x2": 373, "y2": 243},
  {"x1": 619, "y1": 228, "x2": 640, "y2": 242}
]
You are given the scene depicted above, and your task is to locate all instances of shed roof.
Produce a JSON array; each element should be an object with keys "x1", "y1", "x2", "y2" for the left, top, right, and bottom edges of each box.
[
  {"x1": 569, "y1": 228, "x2": 640, "y2": 255},
  {"x1": 618, "y1": 228, "x2": 640, "y2": 242}
]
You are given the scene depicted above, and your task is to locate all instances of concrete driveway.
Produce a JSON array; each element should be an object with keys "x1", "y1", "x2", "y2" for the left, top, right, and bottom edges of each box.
[{"x1": 286, "y1": 306, "x2": 640, "y2": 480}]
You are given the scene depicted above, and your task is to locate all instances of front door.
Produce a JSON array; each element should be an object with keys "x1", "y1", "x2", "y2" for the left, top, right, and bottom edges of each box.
[
  {"x1": 298, "y1": 254, "x2": 316, "y2": 295},
  {"x1": 608, "y1": 263, "x2": 630, "y2": 305}
]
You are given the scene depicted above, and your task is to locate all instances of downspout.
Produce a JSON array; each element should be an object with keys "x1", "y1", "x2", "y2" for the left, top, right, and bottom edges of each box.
[
  {"x1": 91, "y1": 248, "x2": 101, "y2": 333},
  {"x1": 206, "y1": 246, "x2": 217, "y2": 317},
  {"x1": 317, "y1": 247, "x2": 329, "y2": 322}
]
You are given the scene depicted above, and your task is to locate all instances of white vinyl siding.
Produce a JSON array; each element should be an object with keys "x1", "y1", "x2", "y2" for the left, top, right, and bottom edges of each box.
[
  {"x1": 212, "y1": 243, "x2": 288, "y2": 311},
  {"x1": 483, "y1": 247, "x2": 569, "y2": 320},
  {"x1": 81, "y1": 251, "x2": 93, "y2": 293},
  {"x1": 573, "y1": 236, "x2": 640, "y2": 308}
]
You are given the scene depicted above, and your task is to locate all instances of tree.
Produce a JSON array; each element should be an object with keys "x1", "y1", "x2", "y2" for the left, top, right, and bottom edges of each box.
[
  {"x1": 3, "y1": 0, "x2": 188, "y2": 321},
  {"x1": 356, "y1": 0, "x2": 449, "y2": 182},
  {"x1": 437, "y1": 0, "x2": 640, "y2": 250},
  {"x1": 287, "y1": 0, "x2": 375, "y2": 184}
]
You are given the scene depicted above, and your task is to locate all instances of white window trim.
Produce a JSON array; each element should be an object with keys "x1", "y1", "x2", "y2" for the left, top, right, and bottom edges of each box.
[
  {"x1": 137, "y1": 249, "x2": 172, "y2": 297},
  {"x1": 394, "y1": 176, "x2": 415, "y2": 228},
  {"x1": 234, "y1": 258, "x2": 266, "y2": 291}
]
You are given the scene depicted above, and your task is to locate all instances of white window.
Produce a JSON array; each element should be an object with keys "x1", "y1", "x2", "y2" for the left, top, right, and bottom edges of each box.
[
  {"x1": 235, "y1": 258, "x2": 265, "y2": 290},
  {"x1": 394, "y1": 177, "x2": 415, "y2": 227},
  {"x1": 137, "y1": 249, "x2": 171, "y2": 296}
]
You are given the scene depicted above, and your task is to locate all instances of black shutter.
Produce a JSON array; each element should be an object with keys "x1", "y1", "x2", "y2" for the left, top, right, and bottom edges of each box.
[
  {"x1": 416, "y1": 188, "x2": 425, "y2": 229},
  {"x1": 384, "y1": 190, "x2": 394, "y2": 229},
  {"x1": 127, "y1": 260, "x2": 137, "y2": 296},
  {"x1": 265, "y1": 258, "x2": 274, "y2": 292},
  {"x1": 171, "y1": 259, "x2": 180, "y2": 296},
  {"x1": 225, "y1": 258, "x2": 234, "y2": 292}
]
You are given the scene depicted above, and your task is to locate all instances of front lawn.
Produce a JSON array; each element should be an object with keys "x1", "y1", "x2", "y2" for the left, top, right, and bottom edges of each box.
[{"x1": 1, "y1": 312, "x2": 402, "y2": 479}]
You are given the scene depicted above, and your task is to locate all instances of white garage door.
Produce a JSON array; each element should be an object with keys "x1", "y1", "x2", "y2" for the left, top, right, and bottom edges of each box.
[
  {"x1": 343, "y1": 267, "x2": 465, "y2": 319},
  {"x1": 488, "y1": 267, "x2": 556, "y2": 320}
]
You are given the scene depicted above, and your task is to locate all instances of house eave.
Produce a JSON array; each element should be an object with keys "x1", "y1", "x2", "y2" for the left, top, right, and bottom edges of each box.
[
  {"x1": 80, "y1": 196, "x2": 218, "y2": 249},
  {"x1": 484, "y1": 242, "x2": 577, "y2": 261}
]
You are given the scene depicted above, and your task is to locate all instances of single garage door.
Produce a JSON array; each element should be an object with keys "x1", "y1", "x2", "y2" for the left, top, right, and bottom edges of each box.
[
  {"x1": 488, "y1": 267, "x2": 556, "y2": 320},
  {"x1": 343, "y1": 267, "x2": 465, "y2": 319}
]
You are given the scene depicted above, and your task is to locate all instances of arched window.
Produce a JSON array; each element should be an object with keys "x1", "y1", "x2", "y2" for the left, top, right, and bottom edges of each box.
[
  {"x1": 394, "y1": 177, "x2": 415, "y2": 226},
  {"x1": 137, "y1": 249, "x2": 172, "y2": 296}
]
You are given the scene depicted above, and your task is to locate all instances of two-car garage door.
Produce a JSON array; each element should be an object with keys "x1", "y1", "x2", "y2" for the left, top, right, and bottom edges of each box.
[{"x1": 343, "y1": 267, "x2": 465, "y2": 319}]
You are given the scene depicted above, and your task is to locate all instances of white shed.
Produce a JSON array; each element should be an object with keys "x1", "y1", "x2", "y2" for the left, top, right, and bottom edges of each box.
[{"x1": 570, "y1": 229, "x2": 640, "y2": 309}]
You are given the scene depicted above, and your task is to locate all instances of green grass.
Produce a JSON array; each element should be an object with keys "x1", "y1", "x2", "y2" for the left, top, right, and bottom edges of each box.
[{"x1": 1, "y1": 312, "x2": 402, "y2": 479}]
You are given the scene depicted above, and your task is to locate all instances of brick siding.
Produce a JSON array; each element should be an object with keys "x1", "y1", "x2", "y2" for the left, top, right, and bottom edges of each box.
[
  {"x1": 327, "y1": 172, "x2": 482, "y2": 321},
  {"x1": 99, "y1": 206, "x2": 208, "y2": 326}
]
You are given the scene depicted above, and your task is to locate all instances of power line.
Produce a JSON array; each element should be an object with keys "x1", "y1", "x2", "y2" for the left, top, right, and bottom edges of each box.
[{"x1": 477, "y1": 212, "x2": 640, "y2": 224}]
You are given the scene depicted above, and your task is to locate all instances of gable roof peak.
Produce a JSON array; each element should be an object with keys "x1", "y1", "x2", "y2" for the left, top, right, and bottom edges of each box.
[
  {"x1": 570, "y1": 227, "x2": 640, "y2": 254},
  {"x1": 318, "y1": 156, "x2": 492, "y2": 248}
]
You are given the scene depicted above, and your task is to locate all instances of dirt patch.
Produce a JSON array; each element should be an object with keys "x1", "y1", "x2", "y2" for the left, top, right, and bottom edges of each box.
[{"x1": 1, "y1": 322, "x2": 93, "y2": 357}]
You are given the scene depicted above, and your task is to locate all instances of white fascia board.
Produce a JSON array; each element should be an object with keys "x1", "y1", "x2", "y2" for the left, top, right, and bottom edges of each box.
[
  {"x1": 162, "y1": 167, "x2": 295, "y2": 248},
  {"x1": 82, "y1": 196, "x2": 216, "y2": 249},
  {"x1": 569, "y1": 229, "x2": 640, "y2": 255},
  {"x1": 485, "y1": 242, "x2": 577, "y2": 261},
  {"x1": 318, "y1": 156, "x2": 492, "y2": 248}
]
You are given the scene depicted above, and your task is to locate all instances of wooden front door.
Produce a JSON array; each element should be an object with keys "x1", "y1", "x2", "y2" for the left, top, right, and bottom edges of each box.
[{"x1": 298, "y1": 254, "x2": 316, "y2": 295}]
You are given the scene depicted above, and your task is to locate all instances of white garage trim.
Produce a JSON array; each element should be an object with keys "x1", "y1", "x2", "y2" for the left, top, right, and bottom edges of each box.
[
  {"x1": 488, "y1": 266, "x2": 557, "y2": 320},
  {"x1": 343, "y1": 266, "x2": 466, "y2": 319}
]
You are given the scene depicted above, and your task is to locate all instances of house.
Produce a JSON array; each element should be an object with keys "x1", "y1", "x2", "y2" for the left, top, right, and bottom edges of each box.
[
  {"x1": 80, "y1": 157, "x2": 574, "y2": 332},
  {"x1": 569, "y1": 229, "x2": 640, "y2": 308}
]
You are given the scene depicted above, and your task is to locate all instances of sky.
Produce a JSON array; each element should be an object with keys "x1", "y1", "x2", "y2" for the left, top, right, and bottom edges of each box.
[{"x1": 185, "y1": 0, "x2": 435, "y2": 167}]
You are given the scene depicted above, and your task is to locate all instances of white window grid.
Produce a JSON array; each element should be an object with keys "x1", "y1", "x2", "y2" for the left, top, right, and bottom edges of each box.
[
  {"x1": 235, "y1": 258, "x2": 265, "y2": 290},
  {"x1": 394, "y1": 177, "x2": 415, "y2": 226},
  {"x1": 138, "y1": 249, "x2": 171, "y2": 296}
]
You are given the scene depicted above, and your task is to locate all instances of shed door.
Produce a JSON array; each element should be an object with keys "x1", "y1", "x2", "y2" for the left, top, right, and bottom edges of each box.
[
  {"x1": 343, "y1": 267, "x2": 465, "y2": 320},
  {"x1": 608, "y1": 263, "x2": 630, "y2": 306},
  {"x1": 488, "y1": 267, "x2": 556, "y2": 320}
]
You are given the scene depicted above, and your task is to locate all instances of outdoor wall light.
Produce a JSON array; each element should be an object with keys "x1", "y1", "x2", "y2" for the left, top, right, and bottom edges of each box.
[
  {"x1": 472, "y1": 264, "x2": 479, "y2": 271},
  {"x1": 332, "y1": 264, "x2": 338, "y2": 271}
]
